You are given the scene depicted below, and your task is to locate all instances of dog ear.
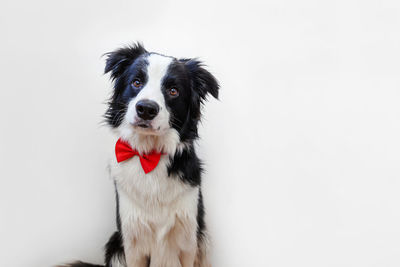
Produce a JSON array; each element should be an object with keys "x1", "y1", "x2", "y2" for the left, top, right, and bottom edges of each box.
[
  {"x1": 183, "y1": 59, "x2": 219, "y2": 100},
  {"x1": 179, "y1": 59, "x2": 219, "y2": 124},
  {"x1": 104, "y1": 43, "x2": 147, "y2": 80}
]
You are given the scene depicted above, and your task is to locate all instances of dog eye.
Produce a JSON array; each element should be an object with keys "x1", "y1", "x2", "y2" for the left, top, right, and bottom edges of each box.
[
  {"x1": 169, "y1": 88, "x2": 179, "y2": 97},
  {"x1": 131, "y1": 79, "x2": 143, "y2": 89}
]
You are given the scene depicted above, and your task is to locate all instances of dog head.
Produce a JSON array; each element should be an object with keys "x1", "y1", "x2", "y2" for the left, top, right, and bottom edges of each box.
[{"x1": 104, "y1": 43, "x2": 219, "y2": 154}]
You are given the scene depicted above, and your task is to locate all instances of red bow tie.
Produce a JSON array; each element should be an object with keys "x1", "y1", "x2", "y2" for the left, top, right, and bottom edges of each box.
[{"x1": 115, "y1": 138, "x2": 162, "y2": 174}]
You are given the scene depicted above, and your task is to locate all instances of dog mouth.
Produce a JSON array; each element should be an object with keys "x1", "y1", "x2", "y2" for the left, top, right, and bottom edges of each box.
[
  {"x1": 132, "y1": 119, "x2": 161, "y2": 135},
  {"x1": 134, "y1": 120, "x2": 151, "y2": 128}
]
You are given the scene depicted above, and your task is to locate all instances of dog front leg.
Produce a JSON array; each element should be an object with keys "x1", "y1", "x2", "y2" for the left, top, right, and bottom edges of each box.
[
  {"x1": 123, "y1": 239, "x2": 148, "y2": 267},
  {"x1": 149, "y1": 242, "x2": 182, "y2": 267},
  {"x1": 179, "y1": 249, "x2": 196, "y2": 267}
]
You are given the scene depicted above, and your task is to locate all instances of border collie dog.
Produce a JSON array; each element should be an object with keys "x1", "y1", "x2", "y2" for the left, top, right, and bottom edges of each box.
[{"x1": 64, "y1": 43, "x2": 219, "y2": 267}]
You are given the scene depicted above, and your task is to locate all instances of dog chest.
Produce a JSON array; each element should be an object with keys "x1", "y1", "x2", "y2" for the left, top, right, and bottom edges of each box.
[{"x1": 110, "y1": 155, "x2": 199, "y2": 253}]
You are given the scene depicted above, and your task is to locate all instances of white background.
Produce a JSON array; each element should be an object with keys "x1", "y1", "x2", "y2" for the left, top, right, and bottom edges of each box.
[{"x1": 1, "y1": 0, "x2": 400, "y2": 266}]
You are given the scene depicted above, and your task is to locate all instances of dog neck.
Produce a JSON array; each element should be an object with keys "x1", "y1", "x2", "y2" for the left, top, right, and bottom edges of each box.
[{"x1": 117, "y1": 128, "x2": 182, "y2": 156}]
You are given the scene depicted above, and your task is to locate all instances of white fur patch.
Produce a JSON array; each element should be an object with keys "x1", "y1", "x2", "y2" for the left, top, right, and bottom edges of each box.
[{"x1": 110, "y1": 154, "x2": 199, "y2": 267}]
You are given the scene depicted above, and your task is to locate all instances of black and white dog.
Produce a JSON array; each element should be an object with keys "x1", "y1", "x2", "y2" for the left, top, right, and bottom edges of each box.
[{"x1": 64, "y1": 43, "x2": 219, "y2": 267}]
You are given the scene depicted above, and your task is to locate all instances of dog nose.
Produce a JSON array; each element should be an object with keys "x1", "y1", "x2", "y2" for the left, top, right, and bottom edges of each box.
[{"x1": 135, "y1": 100, "x2": 160, "y2": 120}]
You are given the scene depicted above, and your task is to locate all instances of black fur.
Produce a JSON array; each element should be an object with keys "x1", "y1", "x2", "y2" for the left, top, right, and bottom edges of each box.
[
  {"x1": 114, "y1": 182, "x2": 122, "y2": 232},
  {"x1": 104, "y1": 43, "x2": 148, "y2": 127},
  {"x1": 104, "y1": 231, "x2": 125, "y2": 267},
  {"x1": 196, "y1": 189, "x2": 206, "y2": 242},
  {"x1": 64, "y1": 43, "x2": 218, "y2": 267},
  {"x1": 167, "y1": 145, "x2": 203, "y2": 187}
]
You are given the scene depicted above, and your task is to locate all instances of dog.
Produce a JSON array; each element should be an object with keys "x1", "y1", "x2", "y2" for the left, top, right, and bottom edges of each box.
[{"x1": 62, "y1": 43, "x2": 219, "y2": 267}]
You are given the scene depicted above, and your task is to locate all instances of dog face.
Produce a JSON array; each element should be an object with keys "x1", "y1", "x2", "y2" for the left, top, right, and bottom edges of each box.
[{"x1": 104, "y1": 43, "x2": 219, "y2": 151}]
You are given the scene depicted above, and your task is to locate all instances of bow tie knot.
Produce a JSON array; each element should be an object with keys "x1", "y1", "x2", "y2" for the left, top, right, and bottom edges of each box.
[{"x1": 115, "y1": 138, "x2": 162, "y2": 174}]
